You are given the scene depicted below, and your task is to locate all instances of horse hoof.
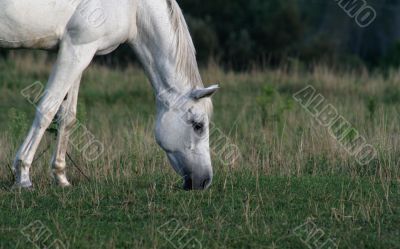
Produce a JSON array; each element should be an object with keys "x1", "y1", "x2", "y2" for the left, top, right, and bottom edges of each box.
[
  {"x1": 11, "y1": 182, "x2": 34, "y2": 191},
  {"x1": 54, "y1": 177, "x2": 72, "y2": 188},
  {"x1": 58, "y1": 182, "x2": 72, "y2": 188}
]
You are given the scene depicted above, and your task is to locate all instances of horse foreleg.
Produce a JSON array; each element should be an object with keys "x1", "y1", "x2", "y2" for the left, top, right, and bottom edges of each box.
[
  {"x1": 12, "y1": 36, "x2": 97, "y2": 189},
  {"x1": 50, "y1": 75, "x2": 81, "y2": 187}
]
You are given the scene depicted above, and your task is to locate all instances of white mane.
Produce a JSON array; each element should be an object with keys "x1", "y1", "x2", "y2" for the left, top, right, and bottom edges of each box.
[
  {"x1": 167, "y1": 0, "x2": 213, "y2": 116},
  {"x1": 167, "y1": 0, "x2": 203, "y2": 88}
]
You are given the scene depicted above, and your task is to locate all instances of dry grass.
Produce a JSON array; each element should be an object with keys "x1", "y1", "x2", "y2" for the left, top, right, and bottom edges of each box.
[
  {"x1": 1, "y1": 52, "x2": 400, "y2": 186},
  {"x1": 0, "y1": 53, "x2": 399, "y2": 248}
]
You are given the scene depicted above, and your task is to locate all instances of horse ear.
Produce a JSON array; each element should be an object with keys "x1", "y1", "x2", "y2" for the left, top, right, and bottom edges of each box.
[{"x1": 190, "y1": 84, "x2": 219, "y2": 100}]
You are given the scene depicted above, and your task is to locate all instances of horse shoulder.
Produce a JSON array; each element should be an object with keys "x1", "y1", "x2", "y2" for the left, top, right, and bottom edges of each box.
[{"x1": 66, "y1": 0, "x2": 137, "y2": 54}]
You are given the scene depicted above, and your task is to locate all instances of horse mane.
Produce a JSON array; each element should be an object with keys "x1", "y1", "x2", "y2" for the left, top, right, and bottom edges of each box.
[
  {"x1": 167, "y1": 0, "x2": 203, "y2": 88},
  {"x1": 166, "y1": 0, "x2": 213, "y2": 117}
]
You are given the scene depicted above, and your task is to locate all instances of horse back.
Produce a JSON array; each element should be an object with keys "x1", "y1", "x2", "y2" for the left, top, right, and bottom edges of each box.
[{"x1": 0, "y1": 0, "x2": 79, "y2": 49}]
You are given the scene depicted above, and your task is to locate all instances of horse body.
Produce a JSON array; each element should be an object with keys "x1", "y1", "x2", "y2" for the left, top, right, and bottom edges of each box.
[
  {"x1": 0, "y1": 0, "x2": 135, "y2": 53},
  {"x1": 1, "y1": 0, "x2": 218, "y2": 190},
  {"x1": 0, "y1": 0, "x2": 76, "y2": 48}
]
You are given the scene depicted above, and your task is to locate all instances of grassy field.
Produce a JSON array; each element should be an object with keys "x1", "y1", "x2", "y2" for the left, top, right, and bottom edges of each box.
[{"x1": 0, "y1": 53, "x2": 399, "y2": 248}]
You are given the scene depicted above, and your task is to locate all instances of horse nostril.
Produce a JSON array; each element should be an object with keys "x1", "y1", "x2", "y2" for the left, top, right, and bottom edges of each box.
[
  {"x1": 183, "y1": 177, "x2": 193, "y2": 191},
  {"x1": 202, "y1": 177, "x2": 211, "y2": 189},
  {"x1": 183, "y1": 176, "x2": 211, "y2": 190}
]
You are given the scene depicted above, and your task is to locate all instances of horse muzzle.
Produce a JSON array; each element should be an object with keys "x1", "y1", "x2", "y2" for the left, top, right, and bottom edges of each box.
[
  {"x1": 183, "y1": 174, "x2": 212, "y2": 191},
  {"x1": 167, "y1": 152, "x2": 213, "y2": 190}
]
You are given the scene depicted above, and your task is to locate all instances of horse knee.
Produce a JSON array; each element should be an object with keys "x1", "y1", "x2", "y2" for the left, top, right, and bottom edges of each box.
[
  {"x1": 64, "y1": 111, "x2": 77, "y2": 131},
  {"x1": 56, "y1": 104, "x2": 77, "y2": 130},
  {"x1": 33, "y1": 109, "x2": 55, "y2": 129}
]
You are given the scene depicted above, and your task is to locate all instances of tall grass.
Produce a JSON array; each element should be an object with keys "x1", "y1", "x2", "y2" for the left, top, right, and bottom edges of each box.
[
  {"x1": 0, "y1": 52, "x2": 399, "y2": 248},
  {"x1": 0, "y1": 52, "x2": 399, "y2": 188}
]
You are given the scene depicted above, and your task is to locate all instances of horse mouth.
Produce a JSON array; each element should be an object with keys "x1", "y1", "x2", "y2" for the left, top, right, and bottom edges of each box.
[
  {"x1": 166, "y1": 152, "x2": 212, "y2": 191},
  {"x1": 183, "y1": 176, "x2": 193, "y2": 191},
  {"x1": 183, "y1": 176, "x2": 211, "y2": 191}
]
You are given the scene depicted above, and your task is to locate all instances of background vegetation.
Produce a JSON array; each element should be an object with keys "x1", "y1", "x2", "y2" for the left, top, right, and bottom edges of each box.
[
  {"x1": 181, "y1": 0, "x2": 400, "y2": 69},
  {"x1": 0, "y1": 53, "x2": 399, "y2": 248},
  {"x1": 5, "y1": 0, "x2": 400, "y2": 70}
]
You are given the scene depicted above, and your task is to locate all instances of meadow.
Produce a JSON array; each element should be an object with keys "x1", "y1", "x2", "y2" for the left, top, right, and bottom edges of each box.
[{"x1": 0, "y1": 53, "x2": 399, "y2": 248}]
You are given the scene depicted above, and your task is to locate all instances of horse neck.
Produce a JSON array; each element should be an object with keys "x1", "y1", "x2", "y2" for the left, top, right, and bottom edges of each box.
[{"x1": 130, "y1": 0, "x2": 202, "y2": 100}]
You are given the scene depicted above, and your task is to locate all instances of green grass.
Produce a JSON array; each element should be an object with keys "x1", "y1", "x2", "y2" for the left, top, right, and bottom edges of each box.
[
  {"x1": 1, "y1": 175, "x2": 399, "y2": 249},
  {"x1": 0, "y1": 52, "x2": 399, "y2": 248}
]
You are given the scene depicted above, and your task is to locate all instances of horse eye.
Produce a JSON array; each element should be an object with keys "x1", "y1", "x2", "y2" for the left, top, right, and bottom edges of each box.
[{"x1": 192, "y1": 121, "x2": 204, "y2": 133}]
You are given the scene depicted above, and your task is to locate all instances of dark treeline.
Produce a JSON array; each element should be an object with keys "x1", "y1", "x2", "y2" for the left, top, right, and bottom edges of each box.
[
  {"x1": 180, "y1": 0, "x2": 400, "y2": 69},
  {"x1": 1, "y1": 0, "x2": 400, "y2": 70}
]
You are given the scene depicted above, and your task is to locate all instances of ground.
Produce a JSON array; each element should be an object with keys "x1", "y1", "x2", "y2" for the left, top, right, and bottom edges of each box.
[{"x1": 0, "y1": 53, "x2": 399, "y2": 248}]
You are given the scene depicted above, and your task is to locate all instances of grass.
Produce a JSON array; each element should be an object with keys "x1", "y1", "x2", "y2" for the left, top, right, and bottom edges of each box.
[
  {"x1": 0, "y1": 52, "x2": 399, "y2": 248},
  {"x1": 1, "y1": 175, "x2": 399, "y2": 249}
]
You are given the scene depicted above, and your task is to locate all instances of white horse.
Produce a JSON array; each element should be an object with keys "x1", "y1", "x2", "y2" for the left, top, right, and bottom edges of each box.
[{"x1": 0, "y1": 0, "x2": 218, "y2": 190}]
